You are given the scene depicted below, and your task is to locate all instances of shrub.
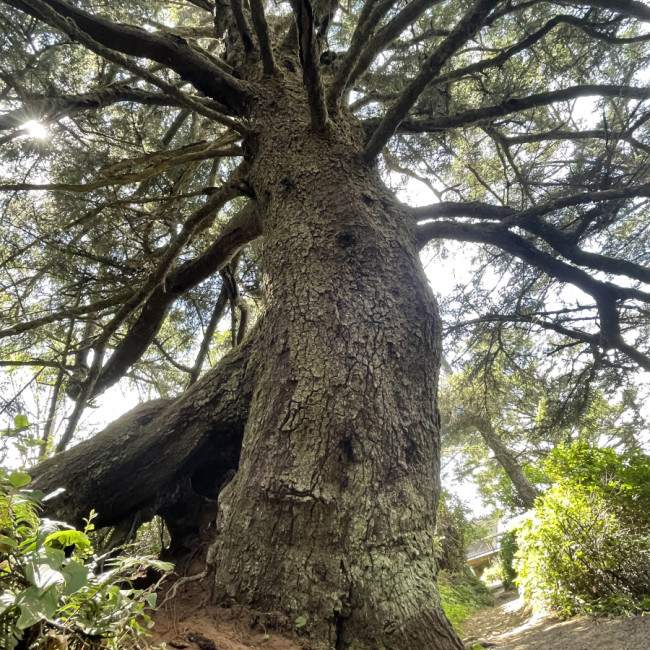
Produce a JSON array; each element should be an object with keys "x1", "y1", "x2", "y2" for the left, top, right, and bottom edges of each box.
[
  {"x1": 480, "y1": 559, "x2": 503, "y2": 586},
  {"x1": 439, "y1": 569, "x2": 494, "y2": 633},
  {"x1": 514, "y1": 443, "x2": 650, "y2": 616},
  {"x1": 435, "y1": 491, "x2": 475, "y2": 574},
  {"x1": 498, "y1": 530, "x2": 518, "y2": 590},
  {"x1": 0, "y1": 470, "x2": 172, "y2": 649}
]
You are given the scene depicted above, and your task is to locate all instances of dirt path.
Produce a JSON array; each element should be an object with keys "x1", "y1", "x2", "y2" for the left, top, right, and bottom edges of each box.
[{"x1": 462, "y1": 589, "x2": 650, "y2": 650}]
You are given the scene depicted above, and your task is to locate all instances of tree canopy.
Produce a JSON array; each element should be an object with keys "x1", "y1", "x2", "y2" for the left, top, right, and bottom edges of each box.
[
  {"x1": 2, "y1": 0, "x2": 650, "y2": 452},
  {"x1": 1, "y1": 0, "x2": 650, "y2": 646}
]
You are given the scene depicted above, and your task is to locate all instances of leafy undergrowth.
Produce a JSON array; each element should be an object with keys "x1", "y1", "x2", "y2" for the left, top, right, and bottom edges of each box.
[
  {"x1": 439, "y1": 568, "x2": 494, "y2": 633},
  {"x1": 0, "y1": 469, "x2": 172, "y2": 649}
]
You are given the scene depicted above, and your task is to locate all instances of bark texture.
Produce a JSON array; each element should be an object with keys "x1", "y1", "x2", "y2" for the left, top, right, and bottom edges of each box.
[
  {"x1": 209, "y1": 73, "x2": 462, "y2": 649},
  {"x1": 33, "y1": 332, "x2": 259, "y2": 528},
  {"x1": 29, "y1": 63, "x2": 462, "y2": 650}
]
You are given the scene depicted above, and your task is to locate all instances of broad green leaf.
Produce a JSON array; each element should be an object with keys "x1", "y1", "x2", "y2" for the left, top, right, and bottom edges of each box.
[
  {"x1": 15, "y1": 586, "x2": 58, "y2": 629},
  {"x1": 145, "y1": 593, "x2": 157, "y2": 608},
  {"x1": 295, "y1": 615, "x2": 307, "y2": 628},
  {"x1": 0, "y1": 590, "x2": 15, "y2": 617},
  {"x1": 45, "y1": 529, "x2": 91, "y2": 551},
  {"x1": 61, "y1": 561, "x2": 90, "y2": 596},
  {"x1": 25, "y1": 560, "x2": 64, "y2": 591},
  {"x1": 8, "y1": 472, "x2": 31, "y2": 488}
]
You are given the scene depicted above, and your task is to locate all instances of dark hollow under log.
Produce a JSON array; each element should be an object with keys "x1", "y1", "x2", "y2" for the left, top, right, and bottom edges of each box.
[{"x1": 31, "y1": 329, "x2": 260, "y2": 529}]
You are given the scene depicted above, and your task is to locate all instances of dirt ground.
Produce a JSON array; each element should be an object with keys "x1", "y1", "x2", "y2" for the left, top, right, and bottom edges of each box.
[
  {"x1": 149, "y1": 579, "x2": 304, "y2": 650},
  {"x1": 149, "y1": 576, "x2": 650, "y2": 650},
  {"x1": 462, "y1": 589, "x2": 650, "y2": 650}
]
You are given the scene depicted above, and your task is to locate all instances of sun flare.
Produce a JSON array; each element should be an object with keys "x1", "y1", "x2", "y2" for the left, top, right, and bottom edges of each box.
[{"x1": 21, "y1": 120, "x2": 48, "y2": 139}]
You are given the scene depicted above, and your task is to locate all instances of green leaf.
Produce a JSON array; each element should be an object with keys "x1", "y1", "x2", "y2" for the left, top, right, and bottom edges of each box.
[
  {"x1": 0, "y1": 590, "x2": 15, "y2": 617},
  {"x1": 145, "y1": 593, "x2": 157, "y2": 608},
  {"x1": 15, "y1": 586, "x2": 58, "y2": 629},
  {"x1": 45, "y1": 529, "x2": 91, "y2": 551},
  {"x1": 43, "y1": 546, "x2": 66, "y2": 568},
  {"x1": 8, "y1": 471, "x2": 31, "y2": 488},
  {"x1": 13, "y1": 414, "x2": 29, "y2": 429},
  {"x1": 25, "y1": 560, "x2": 64, "y2": 591},
  {"x1": 61, "y1": 561, "x2": 90, "y2": 596},
  {"x1": 295, "y1": 615, "x2": 307, "y2": 628}
]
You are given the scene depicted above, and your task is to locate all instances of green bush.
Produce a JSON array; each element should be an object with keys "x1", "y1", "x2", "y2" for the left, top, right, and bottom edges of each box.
[
  {"x1": 439, "y1": 569, "x2": 494, "y2": 633},
  {"x1": 514, "y1": 443, "x2": 650, "y2": 616},
  {"x1": 498, "y1": 530, "x2": 518, "y2": 590},
  {"x1": 480, "y1": 559, "x2": 503, "y2": 586},
  {"x1": 435, "y1": 492, "x2": 475, "y2": 574},
  {"x1": 0, "y1": 470, "x2": 172, "y2": 649}
]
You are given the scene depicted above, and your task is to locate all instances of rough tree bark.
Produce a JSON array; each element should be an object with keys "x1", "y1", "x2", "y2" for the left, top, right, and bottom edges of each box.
[
  {"x1": 33, "y1": 332, "x2": 259, "y2": 529},
  {"x1": 29, "y1": 57, "x2": 461, "y2": 650},
  {"x1": 32, "y1": 87, "x2": 460, "y2": 650},
  {"x1": 208, "y1": 77, "x2": 460, "y2": 649}
]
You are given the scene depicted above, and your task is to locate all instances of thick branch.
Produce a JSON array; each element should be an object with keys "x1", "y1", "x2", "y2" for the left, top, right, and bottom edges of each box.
[
  {"x1": 0, "y1": 293, "x2": 131, "y2": 339},
  {"x1": 32, "y1": 330, "x2": 260, "y2": 527},
  {"x1": 361, "y1": 0, "x2": 500, "y2": 163},
  {"x1": 3, "y1": 0, "x2": 250, "y2": 113},
  {"x1": 385, "y1": 85, "x2": 650, "y2": 134},
  {"x1": 327, "y1": 0, "x2": 399, "y2": 107},
  {"x1": 93, "y1": 186, "x2": 241, "y2": 350},
  {"x1": 341, "y1": 0, "x2": 445, "y2": 102},
  {"x1": 417, "y1": 220, "x2": 650, "y2": 369},
  {"x1": 454, "y1": 311, "x2": 650, "y2": 370},
  {"x1": 426, "y1": 15, "x2": 650, "y2": 94},
  {"x1": 418, "y1": 220, "x2": 650, "y2": 303},
  {"x1": 229, "y1": 0, "x2": 256, "y2": 52},
  {"x1": 412, "y1": 189, "x2": 650, "y2": 284},
  {"x1": 559, "y1": 0, "x2": 650, "y2": 21},
  {"x1": 414, "y1": 184, "x2": 650, "y2": 224},
  {"x1": 249, "y1": 0, "x2": 277, "y2": 75},
  {"x1": 91, "y1": 204, "x2": 262, "y2": 397},
  {"x1": 296, "y1": 0, "x2": 329, "y2": 132},
  {"x1": 0, "y1": 87, "x2": 192, "y2": 131}
]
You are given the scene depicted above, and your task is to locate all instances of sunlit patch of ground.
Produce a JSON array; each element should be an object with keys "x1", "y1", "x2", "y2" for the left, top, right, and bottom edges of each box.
[{"x1": 462, "y1": 589, "x2": 650, "y2": 650}]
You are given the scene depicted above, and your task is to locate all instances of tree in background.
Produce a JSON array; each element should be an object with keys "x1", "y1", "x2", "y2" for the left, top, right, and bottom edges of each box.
[
  {"x1": 440, "y1": 329, "x2": 647, "y2": 513},
  {"x1": 1, "y1": 0, "x2": 650, "y2": 647}
]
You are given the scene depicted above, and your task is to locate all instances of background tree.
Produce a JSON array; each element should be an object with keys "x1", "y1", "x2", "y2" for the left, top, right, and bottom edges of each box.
[
  {"x1": 1, "y1": 0, "x2": 650, "y2": 648},
  {"x1": 440, "y1": 328, "x2": 648, "y2": 513}
]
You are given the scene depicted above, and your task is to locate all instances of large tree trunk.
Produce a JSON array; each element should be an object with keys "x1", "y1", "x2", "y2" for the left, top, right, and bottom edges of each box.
[
  {"x1": 210, "y1": 82, "x2": 462, "y2": 649},
  {"x1": 31, "y1": 76, "x2": 462, "y2": 650},
  {"x1": 32, "y1": 333, "x2": 259, "y2": 528}
]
